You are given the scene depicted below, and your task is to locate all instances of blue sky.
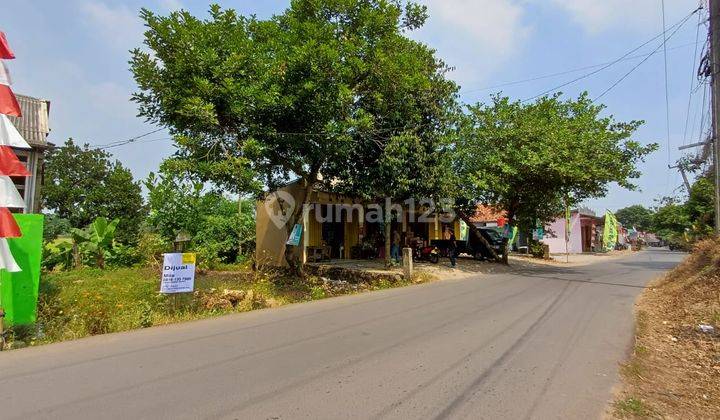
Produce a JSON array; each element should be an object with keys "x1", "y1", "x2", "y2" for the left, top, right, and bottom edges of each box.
[{"x1": 2, "y1": 0, "x2": 707, "y2": 213}]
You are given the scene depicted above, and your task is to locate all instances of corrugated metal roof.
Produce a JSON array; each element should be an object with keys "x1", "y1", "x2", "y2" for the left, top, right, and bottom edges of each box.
[{"x1": 7, "y1": 94, "x2": 50, "y2": 147}]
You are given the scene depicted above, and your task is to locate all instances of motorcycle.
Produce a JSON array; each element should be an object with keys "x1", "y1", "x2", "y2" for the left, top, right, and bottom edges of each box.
[{"x1": 414, "y1": 245, "x2": 440, "y2": 264}]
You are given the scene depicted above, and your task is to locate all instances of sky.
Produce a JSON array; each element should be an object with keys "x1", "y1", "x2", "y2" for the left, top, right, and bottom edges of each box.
[{"x1": 2, "y1": 0, "x2": 708, "y2": 214}]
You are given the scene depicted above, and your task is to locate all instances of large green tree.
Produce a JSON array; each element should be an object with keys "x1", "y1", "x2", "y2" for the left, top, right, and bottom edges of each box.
[
  {"x1": 43, "y1": 139, "x2": 145, "y2": 243},
  {"x1": 454, "y1": 94, "x2": 657, "y2": 262},
  {"x1": 615, "y1": 205, "x2": 654, "y2": 232},
  {"x1": 131, "y1": 1, "x2": 457, "y2": 270}
]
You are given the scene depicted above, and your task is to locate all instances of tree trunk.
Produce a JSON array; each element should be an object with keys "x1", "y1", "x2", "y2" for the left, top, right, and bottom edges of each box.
[
  {"x1": 237, "y1": 198, "x2": 242, "y2": 256},
  {"x1": 97, "y1": 250, "x2": 105, "y2": 270},
  {"x1": 283, "y1": 176, "x2": 317, "y2": 277},
  {"x1": 455, "y1": 208, "x2": 501, "y2": 262},
  {"x1": 384, "y1": 203, "x2": 392, "y2": 267},
  {"x1": 73, "y1": 243, "x2": 81, "y2": 269}
]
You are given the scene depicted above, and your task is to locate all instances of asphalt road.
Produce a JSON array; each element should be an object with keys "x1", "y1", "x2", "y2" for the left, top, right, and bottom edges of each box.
[{"x1": 0, "y1": 249, "x2": 684, "y2": 419}]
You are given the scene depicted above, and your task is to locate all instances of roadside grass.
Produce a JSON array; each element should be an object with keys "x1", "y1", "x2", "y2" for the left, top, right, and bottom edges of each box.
[
  {"x1": 614, "y1": 397, "x2": 654, "y2": 418},
  {"x1": 7, "y1": 264, "x2": 426, "y2": 349},
  {"x1": 611, "y1": 239, "x2": 720, "y2": 418}
]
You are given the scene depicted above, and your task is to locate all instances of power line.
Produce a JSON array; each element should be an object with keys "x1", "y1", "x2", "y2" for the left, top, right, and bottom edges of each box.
[
  {"x1": 461, "y1": 41, "x2": 700, "y2": 96},
  {"x1": 682, "y1": 10, "x2": 706, "y2": 146},
  {"x1": 592, "y1": 12, "x2": 691, "y2": 102},
  {"x1": 92, "y1": 127, "x2": 166, "y2": 149},
  {"x1": 522, "y1": 6, "x2": 702, "y2": 102},
  {"x1": 662, "y1": 0, "x2": 672, "y2": 170}
]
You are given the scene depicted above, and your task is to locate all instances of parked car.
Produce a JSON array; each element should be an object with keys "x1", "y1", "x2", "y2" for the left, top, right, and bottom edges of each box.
[{"x1": 431, "y1": 227, "x2": 504, "y2": 261}]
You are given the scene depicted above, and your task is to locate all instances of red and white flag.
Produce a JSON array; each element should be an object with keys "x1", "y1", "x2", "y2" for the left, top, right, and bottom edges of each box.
[
  {"x1": 0, "y1": 61, "x2": 10, "y2": 86},
  {"x1": 0, "y1": 238, "x2": 20, "y2": 272},
  {"x1": 0, "y1": 115, "x2": 30, "y2": 149},
  {"x1": 0, "y1": 207, "x2": 21, "y2": 238},
  {"x1": 0, "y1": 84, "x2": 21, "y2": 117},
  {"x1": 0, "y1": 32, "x2": 14, "y2": 60},
  {"x1": 0, "y1": 146, "x2": 29, "y2": 177},
  {"x1": 0, "y1": 175, "x2": 25, "y2": 208}
]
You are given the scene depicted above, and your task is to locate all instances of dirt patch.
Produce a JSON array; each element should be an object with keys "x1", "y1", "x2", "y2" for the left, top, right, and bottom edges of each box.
[
  {"x1": 511, "y1": 249, "x2": 634, "y2": 267},
  {"x1": 610, "y1": 240, "x2": 720, "y2": 419}
]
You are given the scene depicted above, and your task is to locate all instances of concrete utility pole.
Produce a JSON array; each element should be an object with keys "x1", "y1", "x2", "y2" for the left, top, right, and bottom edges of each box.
[{"x1": 711, "y1": 0, "x2": 720, "y2": 234}]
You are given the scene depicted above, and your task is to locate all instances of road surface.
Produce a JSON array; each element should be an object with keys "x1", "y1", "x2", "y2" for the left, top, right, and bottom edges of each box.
[{"x1": 0, "y1": 249, "x2": 684, "y2": 419}]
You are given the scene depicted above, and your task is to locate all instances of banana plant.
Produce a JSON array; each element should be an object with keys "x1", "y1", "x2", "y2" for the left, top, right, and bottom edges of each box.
[{"x1": 71, "y1": 217, "x2": 119, "y2": 269}]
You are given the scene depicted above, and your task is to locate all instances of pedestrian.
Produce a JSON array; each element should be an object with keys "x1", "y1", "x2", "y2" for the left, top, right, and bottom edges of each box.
[
  {"x1": 391, "y1": 230, "x2": 401, "y2": 263},
  {"x1": 449, "y1": 230, "x2": 457, "y2": 268}
]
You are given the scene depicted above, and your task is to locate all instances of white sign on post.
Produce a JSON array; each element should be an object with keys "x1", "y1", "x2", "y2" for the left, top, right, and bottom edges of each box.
[{"x1": 160, "y1": 253, "x2": 196, "y2": 294}]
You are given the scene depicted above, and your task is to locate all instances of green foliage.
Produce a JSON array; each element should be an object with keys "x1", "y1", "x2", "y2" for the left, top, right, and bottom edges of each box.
[
  {"x1": 71, "y1": 217, "x2": 120, "y2": 269},
  {"x1": 135, "y1": 232, "x2": 171, "y2": 268},
  {"x1": 43, "y1": 214, "x2": 71, "y2": 242},
  {"x1": 130, "y1": 1, "x2": 456, "y2": 196},
  {"x1": 42, "y1": 237, "x2": 74, "y2": 271},
  {"x1": 686, "y1": 176, "x2": 714, "y2": 234},
  {"x1": 144, "y1": 168, "x2": 256, "y2": 265},
  {"x1": 652, "y1": 175, "x2": 715, "y2": 243},
  {"x1": 652, "y1": 200, "x2": 690, "y2": 241},
  {"x1": 43, "y1": 139, "x2": 146, "y2": 243},
  {"x1": 615, "y1": 205, "x2": 654, "y2": 232},
  {"x1": 454, "y1": 94, "x2": 657, "y2": 231}
]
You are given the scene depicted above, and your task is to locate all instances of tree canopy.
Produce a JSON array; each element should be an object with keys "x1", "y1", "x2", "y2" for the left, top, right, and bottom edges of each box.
[
  {"x1": 43, "y1": 139, "x2": 145, "y2": 243},
  {"x1": 615, "y1": 205, "x2": 654, "y2": 232},
  {"x1": 454, "y1": 94, "x2": 657, "y2": 233},
  {"x1": 131, "y1": 1, "x2": 454, "y2": 197}
]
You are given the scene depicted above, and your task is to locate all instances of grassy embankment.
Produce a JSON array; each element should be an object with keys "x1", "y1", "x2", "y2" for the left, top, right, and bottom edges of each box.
[
  {"x1": 8, "y1": 264, "x2": 426, "y2": 348},
  {"x1": 613, "y1": 240, "x2": 720, "y2": 418}
]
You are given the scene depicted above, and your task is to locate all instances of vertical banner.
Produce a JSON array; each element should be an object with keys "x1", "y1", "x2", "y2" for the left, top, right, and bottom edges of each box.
[
  {"x1": 160, "y1": 253, "x2": 196, "y2": 293},
  {"x1": 286, "y1": 223, "x2": 303, "y2": 246},
  {"x1": 0, "y1": 214, "x2": 44, "y2": 325},
  {"x1": 603, "y1": 211, "x2": 618, "y2": 252}
]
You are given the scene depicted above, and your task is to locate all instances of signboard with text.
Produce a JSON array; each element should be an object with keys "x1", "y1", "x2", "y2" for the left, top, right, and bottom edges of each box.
[{"x1": 160, "y1": 253, "x2": 196, "y2": 294}]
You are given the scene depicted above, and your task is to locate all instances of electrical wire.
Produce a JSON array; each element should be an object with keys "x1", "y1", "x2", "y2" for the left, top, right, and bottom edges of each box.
[
  {"x1": 461, "y1": 41, "x2": 700, "y2": 96},
  {"x1": 682, "y1": 10, "x2": 705, "y2": 146},
  {"x1": 592, "y1": 12, "x2": 691, "y2": 102},
  {"x1": 661, "y1": 0, "x2": 672, "y2": 174},
  {"x1": 522, "y1": 6, "x2": 702, "y2": 102}
]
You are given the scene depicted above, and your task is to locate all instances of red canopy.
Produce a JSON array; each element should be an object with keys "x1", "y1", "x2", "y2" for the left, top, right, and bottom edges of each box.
[
  {"x1": 0, "y1": 146, "x2": 29, "y2": 176},
  {"x1": 0, "y1": 32, "x2": 14, "y2": 60},
  {"x1": 0, "y1": 207, "x2": 21, "y2": 238}
]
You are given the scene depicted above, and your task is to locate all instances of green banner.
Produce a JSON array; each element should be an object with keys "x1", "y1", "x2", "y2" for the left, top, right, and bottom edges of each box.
[
  {"x1": 0, "y1": 214, "x2": 44, "y2": 326},
  {"x1": 603, "y1": 211, "x2": 618, "y2": 252}
]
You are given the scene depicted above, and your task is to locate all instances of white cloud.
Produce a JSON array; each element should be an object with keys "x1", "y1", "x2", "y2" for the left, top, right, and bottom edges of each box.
[
  {"x1": 413, "y1": 0, "x2": 531, "y2": 88},
  {"x1": 79, "y1": 1, "x2": 144, "y2": 50},
  {"x1": 158, "y1": 0, "x2": 184, "y2": 12},
  {"x1": 549, "y1": 0, "x2": 698, "y2": 34}
]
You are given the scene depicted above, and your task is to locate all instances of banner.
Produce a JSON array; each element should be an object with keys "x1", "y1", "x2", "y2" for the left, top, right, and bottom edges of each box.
[
  {"x1": 603, "y1": 210, "x2": 618, "y2": 252},
  {"x1": 160, "y1": 253, "x2": 196, "y2": 293},
  {"x1": 286, "y1": 223, "x2": 302, "y2": 246},
  {"x1": 0, "y1": 214, "x2": 44, "y2": 325}
]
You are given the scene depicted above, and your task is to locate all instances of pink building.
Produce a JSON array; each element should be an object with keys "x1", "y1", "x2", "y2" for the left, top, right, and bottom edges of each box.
[{"x1": 542, "y1": 209, "x2": 602, "y2": 254}]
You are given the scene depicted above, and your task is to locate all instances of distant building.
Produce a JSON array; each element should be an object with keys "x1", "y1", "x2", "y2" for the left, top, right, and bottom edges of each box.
[
  {"x1": 6, "y1": 94, "x2": 51, "y2": 213},
  {"x1": 468, "y1": 205, "x2": 506, "y2": 227}
]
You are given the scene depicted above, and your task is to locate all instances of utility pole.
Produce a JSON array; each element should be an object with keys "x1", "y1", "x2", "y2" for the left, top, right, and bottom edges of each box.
[{"x1": 711, "y1": 0, "x2": 720, "y2": 235}]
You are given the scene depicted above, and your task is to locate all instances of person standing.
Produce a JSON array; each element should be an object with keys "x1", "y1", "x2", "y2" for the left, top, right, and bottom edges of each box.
[
  {"x1": 449, "y1": 231, "x2": 458, "y2": 267},
  {"x1": 391, "y1": 230, "x2": 401, "y2": 262}
]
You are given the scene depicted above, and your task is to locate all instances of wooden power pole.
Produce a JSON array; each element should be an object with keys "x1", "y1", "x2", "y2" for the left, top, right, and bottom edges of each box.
[{"x1": 711, "y1": 0, "x2": 720, "y2": 235}]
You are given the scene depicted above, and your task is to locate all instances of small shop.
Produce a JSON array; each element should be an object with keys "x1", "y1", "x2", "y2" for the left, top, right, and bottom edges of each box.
[{"x1": 255, "y1": 181, "x2": 462, "y2": 267}]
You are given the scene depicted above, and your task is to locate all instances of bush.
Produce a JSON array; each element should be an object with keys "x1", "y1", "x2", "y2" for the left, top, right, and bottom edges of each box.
[{"x1": 135, "y1": 232, "x2": 171, "y2": 268}]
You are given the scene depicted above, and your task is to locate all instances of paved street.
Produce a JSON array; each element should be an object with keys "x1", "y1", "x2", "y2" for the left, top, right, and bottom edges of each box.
[{"x1": 0, "y1": 249, "x2": 684, "y2": 419}]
